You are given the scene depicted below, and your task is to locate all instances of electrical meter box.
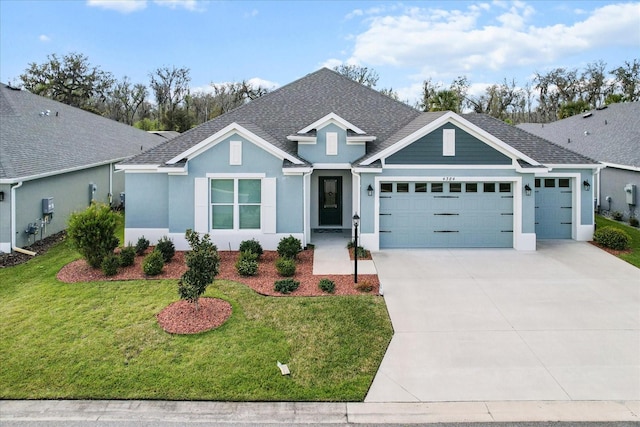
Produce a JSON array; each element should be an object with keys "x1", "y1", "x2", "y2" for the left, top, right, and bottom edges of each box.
[
  {"x1": 624, "y1": 183, "x2": 637, "y2": 205},
  {"x1": 42, "y1": 197, "x2": 54, "y2": 214}
]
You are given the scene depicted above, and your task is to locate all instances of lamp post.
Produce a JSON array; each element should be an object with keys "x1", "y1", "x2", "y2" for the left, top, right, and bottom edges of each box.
[{"x1": 353, "y1": 213, "x2": 360, "y2": 283}]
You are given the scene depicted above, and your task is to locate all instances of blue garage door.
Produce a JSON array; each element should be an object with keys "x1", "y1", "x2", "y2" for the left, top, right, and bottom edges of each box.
[
  {"x1": 535, "y1": 178, "x2": 572, "y2": 239},
  {"x1": 379, "y1": 181, "x2": 513, "y2": 248}
]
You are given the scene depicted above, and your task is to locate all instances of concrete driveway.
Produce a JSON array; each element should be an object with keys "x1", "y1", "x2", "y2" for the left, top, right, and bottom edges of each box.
[{"x1": 367, "y1": 241, "x2": 640, "y2": 402}]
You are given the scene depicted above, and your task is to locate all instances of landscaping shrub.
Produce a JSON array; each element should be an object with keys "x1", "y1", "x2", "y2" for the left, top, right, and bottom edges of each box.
[
  {"x1": 318, "y1": 278, "x2": 335, "y2": 294},
  {"x1": 235, "y1": 251, "x2": 259, "y2": 277},
  {"x1": 274, "y1": 278, "x2": 300, "y2": 294},
  {"x1": 155, "y1": 236, "x2": 175, "y2": 262},
  {"x1": 355, "y1": 280, "x2": 373, "y2": 293},
  {"x1": 142, "y1": 249, "x2": 164, "y2": 276},
  {"x1": 275, "y1": 257, "x2": 296, "y2": 277},
  {"x1": 612, "y1": 211, "x2": 624, "y2": 221},
  {"x1": 239, "y1": 239, "x2": 263, "y2": 259},
  {"x1": 67, "y1": 203, "x2": 120, "y2": 268},
  {"x1": 593, "y1": 226, "x2": 631, "y2": 250},
  {"x1": 101, "y1": 254, "x2": 120, "y2": 276},
  {"x1": 135, "y1": 236, "x2": 150, "y2": 256},
  {"x1": 178, "y1": 229, "x2": 220, "y2": 310},
  {"x1": 630, "y1": 217, "x2": 639, "y2": 227},
  {"x1": 354, "y1": 246, "x2": 368, "y2": 258},
  {"x1": 277, "y1": 235, "x2": 302, "y2": 259},
  {"x1": 119, "y1": 245, "x2": 136, "y2": 267}
]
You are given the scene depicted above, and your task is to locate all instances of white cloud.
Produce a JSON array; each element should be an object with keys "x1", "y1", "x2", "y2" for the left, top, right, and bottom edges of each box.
[
  {"x1": 86, "y1": 0, "x2": 148, "y2": 13},
  {"x1": 244, "y1": 8, "x2": 258, "y2": 18},
  {"x1": 38, "y1": 34, "x2": 51, "y2": 42},
  {"x1": 153, "y1": 0, "x2": 203, "y2": 12},
  {"x1": 347, "y1": 2, "x2": 640, "y2": 82}
]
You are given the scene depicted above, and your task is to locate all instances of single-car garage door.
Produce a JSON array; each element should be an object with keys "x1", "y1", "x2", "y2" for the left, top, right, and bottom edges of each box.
[
  {"x1": 379, "y1": 181, "x2": 514, "y2": 248},
  {"x1": 535, "y1": 177, "x2": 572, "y2": 239}
]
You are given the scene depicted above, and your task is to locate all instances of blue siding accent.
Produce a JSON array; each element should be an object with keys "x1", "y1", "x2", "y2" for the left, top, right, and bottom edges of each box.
[
  {"x1": 277, "y1": 175, "x2": 304, "y2": 232},
  {"x1": 168, "y1": 175, "x2": 193, "y2": 233},
  {"x1": 386, "y1": 124, "x2": 512, "y2": 165},
  {"x1": 125, "y1": 173, "x2": 168, "y2": 228},
  {"x1": 298, "y1": 123, "x2": 366, "y2": 164}
]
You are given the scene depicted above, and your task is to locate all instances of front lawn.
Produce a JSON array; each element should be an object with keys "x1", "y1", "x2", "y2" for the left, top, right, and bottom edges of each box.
[
  {"x1": 0, "y1": 239, "x2": 392, "y2": 401},
  {"x1": 595, "y1": 215, "x2": 640, "y2": 268}
]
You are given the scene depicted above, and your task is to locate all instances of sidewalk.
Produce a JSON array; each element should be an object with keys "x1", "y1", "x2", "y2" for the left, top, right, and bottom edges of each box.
[
  {"x1": 311, "y1": 230, "x2": 377, "y2": 275},
  {"x1": 1, "y1": 400, "x2": 638, "y2": 423}
]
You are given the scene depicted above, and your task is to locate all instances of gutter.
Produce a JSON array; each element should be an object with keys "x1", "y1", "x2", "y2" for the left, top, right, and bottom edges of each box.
[{"x1": 10, "y1": 181, "x2": 23, "y2": 251}]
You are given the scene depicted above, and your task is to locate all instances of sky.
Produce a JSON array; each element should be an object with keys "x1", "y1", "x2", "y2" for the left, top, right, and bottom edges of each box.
[{"x1": 1, "y1": 0, "x2": 639, "y2": 105}]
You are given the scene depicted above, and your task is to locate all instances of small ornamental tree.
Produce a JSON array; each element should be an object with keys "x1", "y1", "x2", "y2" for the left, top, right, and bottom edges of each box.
[
  {"x1": 67, "y1": 203, "x2": 119, "y2": 268},
  {"x1": 178, "y1": 229, "x2": 220, "y2": 311}
]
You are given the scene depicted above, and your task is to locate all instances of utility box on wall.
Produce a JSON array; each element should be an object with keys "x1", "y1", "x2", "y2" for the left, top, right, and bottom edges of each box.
[
  {"x1": 42, "y1": 197, "x2": 54, "y2": 214},
  {"x1": 624, "y1": 183, "x2": 636, "y2": 205}
]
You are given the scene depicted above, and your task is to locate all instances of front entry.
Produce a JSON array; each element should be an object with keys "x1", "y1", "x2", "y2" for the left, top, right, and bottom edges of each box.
[{"x1": 319, "y1": 176, "x2": 342, "y2": 226}]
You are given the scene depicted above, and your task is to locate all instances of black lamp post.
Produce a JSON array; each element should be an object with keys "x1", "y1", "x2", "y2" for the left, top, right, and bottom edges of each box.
[{"x1": 353, "y1": 213, "x2": 360, "y2": 284}]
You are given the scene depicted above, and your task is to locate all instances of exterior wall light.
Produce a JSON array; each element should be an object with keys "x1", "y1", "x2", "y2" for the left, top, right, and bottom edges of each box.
[
  {"x1": 0, "y1": 191, "x2": 4, "y2": 202},
  {"x1": 583, "y1": 180, "x2": 591, "y2": 191},
  {"x1": 524, "y1": 184, "x2": 532, "y2": 196},
  {"x1": 367, "y1": 184, "x2": 374, "y2": 197},
  {"x1": 352, "y1": 213, "x2": 360, "y2": 284}
]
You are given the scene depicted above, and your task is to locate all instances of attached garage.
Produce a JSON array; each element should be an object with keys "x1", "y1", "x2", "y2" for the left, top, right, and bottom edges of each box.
[
  {"x1": 535, "y1": 177, "x2": 573, "y2": 239},
  {"x1": 379, "y1": 181, "x2": 514, "y2": 248}
]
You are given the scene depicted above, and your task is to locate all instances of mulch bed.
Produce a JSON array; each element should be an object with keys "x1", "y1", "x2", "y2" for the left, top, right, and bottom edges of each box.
[
  {"x1": 588, "y1": 240, "x2": 633, "y2": 256},
  {"x1": 0, "y1": 231, "x2": 67, "y2": 268},
  {"x1": 156, "y1": 298, "x2": 232, "y2": 334}
]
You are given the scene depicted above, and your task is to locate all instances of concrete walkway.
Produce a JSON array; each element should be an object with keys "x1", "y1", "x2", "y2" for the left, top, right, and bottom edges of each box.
[
  {"x1": 311, "y1": 230, "x2": 377, "y2": 275},
  {"x1": 367, "y1": 241, "x2": 640, "y2": 403}
]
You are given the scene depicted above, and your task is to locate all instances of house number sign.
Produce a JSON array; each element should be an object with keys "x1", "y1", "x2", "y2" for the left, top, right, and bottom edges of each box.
[{"x1": 442, "y1": 177, "x2": 456, "y2": 181}]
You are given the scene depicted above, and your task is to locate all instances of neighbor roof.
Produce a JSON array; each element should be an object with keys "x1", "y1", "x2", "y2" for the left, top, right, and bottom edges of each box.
[
  {"x1": 119, "y1": 68, "x2": 598, "y2": 169},
  {"x1": 517, "y1": 102, "x2": 640, "y2": 168},
  {"x1": 0, "y1": 83, "x2": 164, "y2": 183}
]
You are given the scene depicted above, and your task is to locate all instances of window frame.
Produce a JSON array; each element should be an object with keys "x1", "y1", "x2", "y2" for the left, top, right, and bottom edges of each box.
[{"x1": 210, "y1": 177, "x2": 262, "y2": 231}]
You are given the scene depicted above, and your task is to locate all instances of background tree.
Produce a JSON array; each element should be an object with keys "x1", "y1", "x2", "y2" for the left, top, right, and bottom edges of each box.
[
  {"x1": 178, "y1": 229, "x2": 220, "y2": 311},
  {"x1": 19, "y1": 52, "x2": 114, "y2": 111},
  {"x1": 429, "y1": 89, "x2": 459, "y2": 112},
  {"x1": 149, "y1": 66, "x2": 191, "y2": 131},
  {"x1": 104, "y1": 77, "x2": 147, "y2": 125},
  {"x1": 610, "y1": 59, "x2": 640, "y2": 102},
  {"x1": 333, "y1": 64, "x2": 379, "y2": 87}
]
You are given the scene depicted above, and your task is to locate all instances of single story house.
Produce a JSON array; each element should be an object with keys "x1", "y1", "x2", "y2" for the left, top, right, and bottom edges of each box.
[
  {"x1": 0, "y1": 83, "x2": 165, "y2": 253},
  {"x1": 117, "y1": 68, "x2": 599, "y2": 251},
  {"x1": 519, "y1": 102, "x2": 639, "y2": 221}
]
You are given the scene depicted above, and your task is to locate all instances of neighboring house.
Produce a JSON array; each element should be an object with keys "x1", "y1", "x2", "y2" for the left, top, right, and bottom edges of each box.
[
  {"x1": 0, "y1": 83, "x2": 165, "y2": 253},
  {"x1": 117, "y1": 68, "x2": 598, "y2": 252},
  {"x1": 519, "y1": 102, "x2": 639, "y2": 221}
]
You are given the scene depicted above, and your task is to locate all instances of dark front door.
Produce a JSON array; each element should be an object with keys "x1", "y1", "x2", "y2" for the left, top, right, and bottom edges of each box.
[{"x1": 319, "y1": 176, "x2": 342, "y2": 226}]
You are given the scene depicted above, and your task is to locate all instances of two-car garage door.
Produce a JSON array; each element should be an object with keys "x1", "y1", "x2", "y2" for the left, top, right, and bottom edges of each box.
[{"x1": 379, "y1": 181, "x2": 514, "y2": 248}]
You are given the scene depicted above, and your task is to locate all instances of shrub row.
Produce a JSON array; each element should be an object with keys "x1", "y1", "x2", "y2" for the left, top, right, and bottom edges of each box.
[{"x1": 593, "y1": 226, "x2": 631, "y2": 250}]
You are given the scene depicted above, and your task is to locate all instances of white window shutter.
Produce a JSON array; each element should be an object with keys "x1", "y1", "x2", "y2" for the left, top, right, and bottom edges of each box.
[
  {"x1": 194, "y1": 178, "x2": 209, "y2": 233},
  {"x1": 443, "y1": 129, "x2": 455, "y2": 156},
  {"x1": 326, "y1": 132, "x2": 338, "y2": 155},
  {"x1": 261, "y1": 178, "x2": 276, "y2": 234},
  {"x1": 230, "y1": 140, "x2": 242, "y2": 165}
]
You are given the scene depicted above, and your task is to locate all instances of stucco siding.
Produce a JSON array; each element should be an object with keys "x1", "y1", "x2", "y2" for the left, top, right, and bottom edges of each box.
[
  {"x1": 277, "y1": 175, "x2": 304, "y2": 233},
  {"x1": 599, "y1": 167, "x2": 639, "y2": 220},
  {"x1": 386, "y1": 124, "x2": 512, "y2": 165},
  {"x1": 124, "y1": 173, "x2": 168, "y2": 229},
  {"x1": 298, "y1": 124, "x2": 366, "y2": 164},
  {"x1": 0, "y1": 184, "x2": 12, "y2": 252}
]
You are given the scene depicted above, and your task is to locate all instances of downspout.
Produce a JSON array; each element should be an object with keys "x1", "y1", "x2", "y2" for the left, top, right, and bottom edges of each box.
[
  {"x1": 10, "y1": 181, "x2": 23, "y2": 251},
  {"x1": 109, "y1": 162, "x2": 113, "y2": 205},
  {"x1": 303, "y1": 170, "x2": 313, "y2": 247}
]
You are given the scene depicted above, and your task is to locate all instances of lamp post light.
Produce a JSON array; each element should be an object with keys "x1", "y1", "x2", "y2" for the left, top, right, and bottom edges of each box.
[{"x1": 353, "y1": 213, "x2": 360, "y2": 284}]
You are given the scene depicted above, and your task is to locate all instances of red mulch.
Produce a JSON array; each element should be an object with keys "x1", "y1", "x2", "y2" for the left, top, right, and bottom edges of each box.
[
  {"x1": 157, "y1": 297, "x2": 232, "y2": 334},
  {"x1": 588, "y1": 240, "x2": 633, "y2": 256}
]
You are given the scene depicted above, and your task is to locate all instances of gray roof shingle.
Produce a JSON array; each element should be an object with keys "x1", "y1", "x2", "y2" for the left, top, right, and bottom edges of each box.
[
  {"x1": 517, "y1": 102, "x2": 640, "y2": 168},
  {"x1": 0, "y1": 83, "x2": 164, "y2": 182}
]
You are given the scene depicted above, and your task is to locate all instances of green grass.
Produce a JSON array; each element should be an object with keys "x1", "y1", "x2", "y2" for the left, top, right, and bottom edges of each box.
[
  {"x1": 0, "y1": 239, "x2": 392, "y2": 401},
  {"x1": 595, "y1": 215, "x2": 640, "y2": 268}
]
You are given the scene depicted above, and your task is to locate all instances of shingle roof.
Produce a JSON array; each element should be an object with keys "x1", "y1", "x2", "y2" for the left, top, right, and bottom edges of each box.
[
  {"x1": 517, "y1": 102, "x2": 640, "y2": 168},
  {"x1": 121, "y1": 68, "x2": 421, "y2": 166},
  {"x1": 0, "y1": 83, "x2": 164, "y2": 182}
]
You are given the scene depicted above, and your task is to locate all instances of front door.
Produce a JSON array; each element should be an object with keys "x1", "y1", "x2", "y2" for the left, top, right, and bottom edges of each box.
[{"x1": 319, "y1": 176, "x2": 342, "y2": 226}]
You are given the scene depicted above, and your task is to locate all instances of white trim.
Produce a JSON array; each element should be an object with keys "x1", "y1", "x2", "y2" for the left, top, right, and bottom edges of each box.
[
  {"x1": 383, "y1": 164, "x2": 516, "y2": 170},
  {"x1": 206, "y1": 173, "x2": 265, "y2": 178},
  {"x1": 292, "y1": 137, "x2": 317, "y2": 144},
  {"x1": 601, "y1": 162, "x2": 640, "y2": 172},
  {"x1": 352, "y1": 167, "x2": 383, "y2": 174},
  {"x1": 1, "y1": 157, "x2": 133, "y2": 184},
  {"x1": 0, "y1": 242, "x2": 11, "y2": 253},
  {"x1": 545, "y1": 164, "x2": 601, "y2": 170},
  {"x1": 362, "y1": 111, "x2": 540, "y2": 167},
  {"x1": 10, "y1": 181, "x2": 23, "y2": 251},
  {"x1": 326, "y1": 132, "x2": 338, "y2": 155},
  {"x1": 533, "y1": 172, "x2": 586, "y2": 240},
  {"x1": 312, "y1": 163, "x2": 352, "y2": 170},
  {"x1": 166, "y1": 122, "x2": 303, "y2": 165},
  {"x1": 443, "y1": 128, "x2": 455, "y2": 156},
  {"x1": 115, "y1": 164, "x2": 159, "y2": 172},
  {"x1": 347, "y1": 135, "x2": 375, "y2": 143},
  {"x1": 298, "y1": 112, "x2": 366, "y2": 134},
  {"x1": 124, "y1": 228, "x2": 169, "y2": 247},
  {"x1": 283, "y1": 167, "x2": 313, "y2": 175},
  {"x1": 229, "y1": 140, "x2": 242, "y2": 165}
]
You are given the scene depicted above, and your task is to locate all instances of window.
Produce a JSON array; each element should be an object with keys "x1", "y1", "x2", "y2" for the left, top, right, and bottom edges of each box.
[
  {"x1": 326, "y1": 132, "x2": 338, "y2": 155},
  {"x1": 499, "y1": 183, "x2": 511, "y2": 193},
  {"x1": 450, "y1": 183, "x2": 462, "y2": 192},
  {"x1": 483, "y1": 183, "x2": 495, "y2": 192},
  {"x1": 211, "y1": 178, "x2": 261, "y2": 230},
  {"x1": 397, "y1": 183, "x2": 409, "y2": 193},
  {"x1": 544, "y1": 179, "x2": 555, "y2": 188},
  {"x1": 380, "y1": 183, "x2": 393, "y2": 193},
  {"x1": 415, "y1": 183, "x2": 427, "y2": 193},
  {"x1": 443, "y1": 129, "x2": 455, "y2": 156},
  {"x1": 535, "y1": 178, "x2": 541, "y2": 188},
  {"x1": 465, "y1": 183, "x2": 478, "y2": 193},
  {"x1": 431, "y1": 183, "x2": 443, "y2": 192},
  {"x1": 559, "y1": 178, "x2": 570, "y2": 188}
]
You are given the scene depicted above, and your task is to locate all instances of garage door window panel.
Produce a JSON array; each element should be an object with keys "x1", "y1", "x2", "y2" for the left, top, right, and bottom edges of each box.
[
  {"x1": 431, "y1": 183, "x2": 443, "y2": 193},
  {"x1": 415, "y1": 183, "x2": 427, "y2": 193}
]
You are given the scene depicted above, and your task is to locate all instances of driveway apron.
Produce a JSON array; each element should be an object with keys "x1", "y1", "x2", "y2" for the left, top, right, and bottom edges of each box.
[{"x1": 366, "y1": 241, "x2": 640, "y2": 402}]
